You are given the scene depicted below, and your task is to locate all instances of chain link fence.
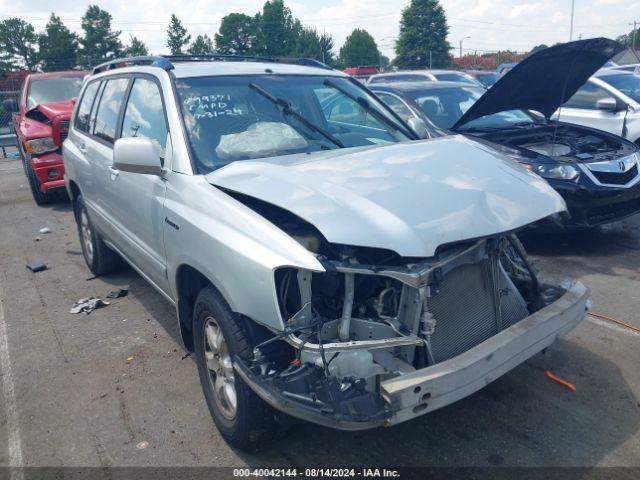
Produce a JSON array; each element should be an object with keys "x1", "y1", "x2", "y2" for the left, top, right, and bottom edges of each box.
[{"x1": 0, "y1": 71, "x2": 28, "y2": 157}]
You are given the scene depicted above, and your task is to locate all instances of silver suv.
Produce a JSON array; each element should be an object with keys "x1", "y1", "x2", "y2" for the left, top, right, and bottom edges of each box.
[{"x1": 64, "y1": 55, "x2": 590, "y2": 448}]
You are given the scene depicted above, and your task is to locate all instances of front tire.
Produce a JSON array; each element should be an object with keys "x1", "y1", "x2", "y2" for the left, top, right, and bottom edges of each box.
[
  {"x1": 24, "y1": 155, "x2": 53, "y2": 205},
  {"x1": 193, "y1": 286, "x2": 271, "y2": 448},
  {"x1": 74, "y1": 194, "x2": 123, "y2": 275}
]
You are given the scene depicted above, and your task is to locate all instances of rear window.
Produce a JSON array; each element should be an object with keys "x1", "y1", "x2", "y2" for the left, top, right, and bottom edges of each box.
[
  {"x1": 75, "y1": 81, "x2": 100, "y2": 133},
  {"x1": 27, "y1": 76, "x2": 84, "y2": 110},
  {"x1": 92, "y1": 78, "x2": 130, "y2": 143},
  {"x1": 433, "y1": 73, "x2": 477, "y2": 84}
]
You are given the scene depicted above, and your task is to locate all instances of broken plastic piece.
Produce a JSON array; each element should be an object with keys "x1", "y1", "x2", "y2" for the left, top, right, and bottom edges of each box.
[
  {"x1": 107, "y1": 288, "x2": 129, "y2": 299},
  {"x1": 546, "y1": 370, "x2": 576, "y2": 392},
  {"x1": 39, "y1": 227, "x2": 51, "y2": 234},
  {"x1": 127, "y1": 355, "x2": 134, "y2": 362},
  {"x1": 26, "y1": 261, "x2": 47, "y2": 272},
  {"x1": 70, "y1": 297, "x2": 110, "y2": 314}
]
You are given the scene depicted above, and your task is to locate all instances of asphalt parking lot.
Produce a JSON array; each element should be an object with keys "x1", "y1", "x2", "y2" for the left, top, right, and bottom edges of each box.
[{"x1": 0, "y1": 155, "x2": 639, "y2": 469}]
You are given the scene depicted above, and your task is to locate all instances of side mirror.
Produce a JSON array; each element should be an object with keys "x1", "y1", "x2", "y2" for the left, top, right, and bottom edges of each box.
[
  {"x1": 2, "y1": 98, "x2": 17, "y2": 112},
  {"x1": 113, "y1": 137, "x2": 162, "y2": 175},
  {"x1": 407, "y1": 117, "x2": 430, "y2": 139},
  {"x1": 595, "y1": 97, "x2": 620, "y2": 112}
]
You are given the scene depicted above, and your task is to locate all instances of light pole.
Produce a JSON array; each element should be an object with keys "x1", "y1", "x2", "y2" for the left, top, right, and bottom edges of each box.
[
  {"x1": 569, "y1": 0, "x2": 575, "y2": 41},
  {"x1": 459, "y1": 36, "x2": 471, "y2": 58}
]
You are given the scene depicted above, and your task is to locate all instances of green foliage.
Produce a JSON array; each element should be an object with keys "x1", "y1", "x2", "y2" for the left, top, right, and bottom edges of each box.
[
  {"x1": 79, "y1": 5, "x2": 123, "y2": 67},
  {"x1": 38, "y1": 14, "x2": 78, "y2": 71},
  {"x1": 395, "y1": 0, "x2": 451, "y2": 68},
  {"x1": 124, "y1": 36, "x2": 149, "y2": 57},
  {"x1": 0, "y1": 18, "x2": 38, "y2": 71},
  {"x1": 339, "y1": 29, "x2": 380, "y2": 68},
  {"x1": 260, "y1": 0, "x2": 302, "y2": 56},
  {"x1": 617, "y1": 28, "x2": 639, "y2": 49},
  {"x1": 188, "y1": 34, "x2": 215, "y2": 55},
  {"x1": 294, "y1": 27, "x2": 335, "y2": 65},
  {"x1": 215, "y1": 13, "x2": 263, "y2": 55},
  {"x1": 167, "y1": 14, "x2": 191, "y2": 55},
  {"x1": 530, "y1": 44, "x2": 548, "y2": 54}
]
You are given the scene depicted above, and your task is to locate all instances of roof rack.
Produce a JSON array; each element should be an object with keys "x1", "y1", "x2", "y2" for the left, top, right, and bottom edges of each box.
[{"x1": 91, "y1": 54, "x2": 332, "y2": 75}]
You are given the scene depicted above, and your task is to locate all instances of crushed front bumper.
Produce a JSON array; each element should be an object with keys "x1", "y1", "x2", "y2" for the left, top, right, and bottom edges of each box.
[
  {"x1": 31, "y1": 151, "x2": 66, "y2": 193},
  {"x1": 235, "y1": 281, "x2": 590, "y2": 430}
]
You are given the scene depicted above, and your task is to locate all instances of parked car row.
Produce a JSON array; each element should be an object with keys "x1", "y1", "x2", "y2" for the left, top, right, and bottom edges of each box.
[
  {"x1": 370, "y1": 39, "x2": 640, "y2": 228},
  {"x1": 7, "y1": 38, "x2": 638, "y2": 449}
]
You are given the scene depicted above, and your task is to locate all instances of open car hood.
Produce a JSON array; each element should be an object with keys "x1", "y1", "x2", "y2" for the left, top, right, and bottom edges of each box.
[
  {"x1": 207, "y1": 136, "x2": 566, "y2": 258},
  {"x1": 452, "y1": 38, "x2": 626, "y2": 129}
]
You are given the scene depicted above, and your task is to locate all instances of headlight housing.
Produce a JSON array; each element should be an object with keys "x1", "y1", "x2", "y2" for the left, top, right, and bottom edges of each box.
[
  {"x1": 25, "y1": 137, "x2": 57, "y2": 155},
  {"x1": 520, "y1": 162, "x2": 579, "y2": 181}
]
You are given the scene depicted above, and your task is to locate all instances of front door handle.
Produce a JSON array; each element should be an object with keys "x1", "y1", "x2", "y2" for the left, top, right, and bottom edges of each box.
[
  {"x1": 78, "y1": 142, "x2": 87, "y2": 153},
  {"x1": 108, "y1": 165, "x2": 120, "y2": 177}
]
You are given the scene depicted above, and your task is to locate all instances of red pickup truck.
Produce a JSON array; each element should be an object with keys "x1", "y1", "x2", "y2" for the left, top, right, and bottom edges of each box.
[{"x1": 4, "y1": 71, "x2": 86, "y2": 204}]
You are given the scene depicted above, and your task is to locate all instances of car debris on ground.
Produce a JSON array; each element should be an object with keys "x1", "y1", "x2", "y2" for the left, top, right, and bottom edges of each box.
[
  {"x1": 107, "y1": 288, "x2": 129, "y2": 299},
  {"x1": 39, "y1": 227, "x2": 52, "y2": 234},
  {"x1": 25, "y1": 261, "x2": 47, "y2": 272},
  {"x1": 70, "y1": 297, "x2": 110, "y2": 314}
]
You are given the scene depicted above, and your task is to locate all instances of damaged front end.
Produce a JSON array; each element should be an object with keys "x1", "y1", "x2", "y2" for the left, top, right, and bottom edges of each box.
[{"x1": 235, "y1": 230, "x2": 590, "y2": 430}]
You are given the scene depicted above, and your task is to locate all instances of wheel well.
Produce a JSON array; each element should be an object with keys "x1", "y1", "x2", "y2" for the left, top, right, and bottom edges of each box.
[
  {"x1": 68, "y1": 181, "x2": 81, "y2": 216},
  {"x1": 175, "y1": 265, "x2": 214, "y2": 352},
  {"x1": 175, "y1": 265, "x2": 275, "y2": 352}
]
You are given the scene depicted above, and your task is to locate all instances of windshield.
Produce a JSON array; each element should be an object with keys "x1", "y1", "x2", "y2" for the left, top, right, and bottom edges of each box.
[
  {"x1": 432, "y1": 72, "x2": 477, "y2": 85},
  {"x1": 474, "y1": 73, "x2": 500, "y2": 88},
  {"x1": 408, "y1": 86, "x2": 533, "y2": 130},
  {"x1": 27, "y1": 77, "x2": 84, "y2": 110},
  {"x1": 599, "y1": 74, "x2": 640, "y2": 104},
  {"x1": 176, "y1": 75, "x2": 411, "y2": 172}
]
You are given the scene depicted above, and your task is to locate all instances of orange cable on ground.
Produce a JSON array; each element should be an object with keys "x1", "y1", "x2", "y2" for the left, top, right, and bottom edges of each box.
[
  {"x1": 588, "y1": 312, "x2": 640, "y2": 335},
  {"x1": 545, "y1": 371, "x2": 576, "y2": 392}
]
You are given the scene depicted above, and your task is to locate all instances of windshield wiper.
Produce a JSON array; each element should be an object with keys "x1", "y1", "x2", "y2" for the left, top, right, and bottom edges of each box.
[
  {"x1": 248, "y1": 82, "x2": 344, "y2": 148},
  {"x1": 323, "y1": 79, "x2": 416, "y2": 139}
]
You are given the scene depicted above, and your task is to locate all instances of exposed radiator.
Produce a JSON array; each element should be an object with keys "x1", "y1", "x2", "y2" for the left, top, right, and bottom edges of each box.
[{"x1": 426, "y1": 257, "x2": 529, "y2": 363}]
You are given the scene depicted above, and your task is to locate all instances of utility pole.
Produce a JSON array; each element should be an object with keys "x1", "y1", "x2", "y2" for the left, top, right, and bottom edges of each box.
[
  {"x1": 459, "y1": 36, "x2": 471, "y2": 59},
  {"x1": 429, "y1": 50, "x2": 432, "y2": 69},
  {"x1": 630, "y1": 21, "x2": 638, "y2": 53},
  {"x1": 569, "y1": 0, "x2": 575, "y2": 41}
]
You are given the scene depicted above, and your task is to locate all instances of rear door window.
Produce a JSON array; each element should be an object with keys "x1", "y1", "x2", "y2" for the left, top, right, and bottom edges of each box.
[
  {"x1": 92, "y1": 77, "x2": 130, "y2": 143},
  {"x1": 121, "y1": 78, "x2": 168, "y2": 161},
  {"x1": 75, "y1": 81, "x2": 100, "y2": 133}
]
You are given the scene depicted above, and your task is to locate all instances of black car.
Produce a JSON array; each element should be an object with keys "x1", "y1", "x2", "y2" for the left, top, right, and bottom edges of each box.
[{"x1": 369, "y1": 38, "x2": 640, "y2": 227}]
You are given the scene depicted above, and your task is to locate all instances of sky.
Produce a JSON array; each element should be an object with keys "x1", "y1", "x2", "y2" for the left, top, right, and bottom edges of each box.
[{"x1": 0, "y1": 0, "x2": 636, "y2": 59}]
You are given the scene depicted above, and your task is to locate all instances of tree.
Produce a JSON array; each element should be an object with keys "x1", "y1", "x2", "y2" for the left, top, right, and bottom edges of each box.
[
  {"x1": 166, "y1": 14, "x2": 191, "y2": 55},
  {"x1": 339, "y1": 29, "x2": 380, "y2": 67},
  {"x1": 530, "y1": 44, "x2": 548, "y2": 54},
  {"x1": 617, "y1": 27, "x2": 639, "y2": 51},
  {"x1": 38, "y1": 14, "x2": 78, "y2": 71},
  {"x1": 124, "y1": 36, "x2": 149, "y2": 57},
  {"x1": 188, "y1": 34, "x2": 214, "y2": 55},
  {"x1": 395, "y1": 0, "x2": 451, "y2": 68},
  {"x1": 215, "y1": 13, "x2": 263, "y2": 55},
  {"x1": 260, "y1": 0, "x2": 301, "y2": 56},
  {"x1": 294, "y1": 27, "x2": 335, "y2": 65},
  {"x1": 0, "y1": 18, "x2": 38, "y2": 71},
  {"x1": 79, "y1": 5, "x2": 123, "y2": 67}
]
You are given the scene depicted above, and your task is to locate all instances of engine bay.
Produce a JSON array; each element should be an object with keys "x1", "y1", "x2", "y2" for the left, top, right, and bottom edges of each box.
[{"x1": 479, "y1": 123, "x2": 635, "y2": 162}]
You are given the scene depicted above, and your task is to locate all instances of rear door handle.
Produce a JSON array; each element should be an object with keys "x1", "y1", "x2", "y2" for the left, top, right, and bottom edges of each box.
[
  {"x1": 78, "y1": 143, "x2": 87, "y2": 153},
  {"x1": 108, "y1": 165, "x2": 120, "y2": 177}
]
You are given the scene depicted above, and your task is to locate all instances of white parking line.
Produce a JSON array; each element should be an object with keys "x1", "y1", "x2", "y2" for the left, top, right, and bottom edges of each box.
[
  {"x1": 586, "y1": 316, "x2": 640, "y2": 338},
  {"x1": 0, "y1": 277, "x2": 23, "y2": 474}
]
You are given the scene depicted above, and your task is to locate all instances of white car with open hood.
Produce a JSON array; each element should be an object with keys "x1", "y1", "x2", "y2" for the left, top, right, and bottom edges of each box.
[{"x1": 63, "y1": 54, "x2": 590, "y2": 448}]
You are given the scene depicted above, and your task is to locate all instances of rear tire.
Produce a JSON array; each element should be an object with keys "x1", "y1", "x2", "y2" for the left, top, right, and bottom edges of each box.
[
  {"x1": 193, "y1": 286, "x2": 272, "y2": 449},
  {"x1": 24, "y1": 155, "x2": 53, "y2": 205},
  {"x1": 74, "y1": 194, "x2": 123, "y2": 275}
]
